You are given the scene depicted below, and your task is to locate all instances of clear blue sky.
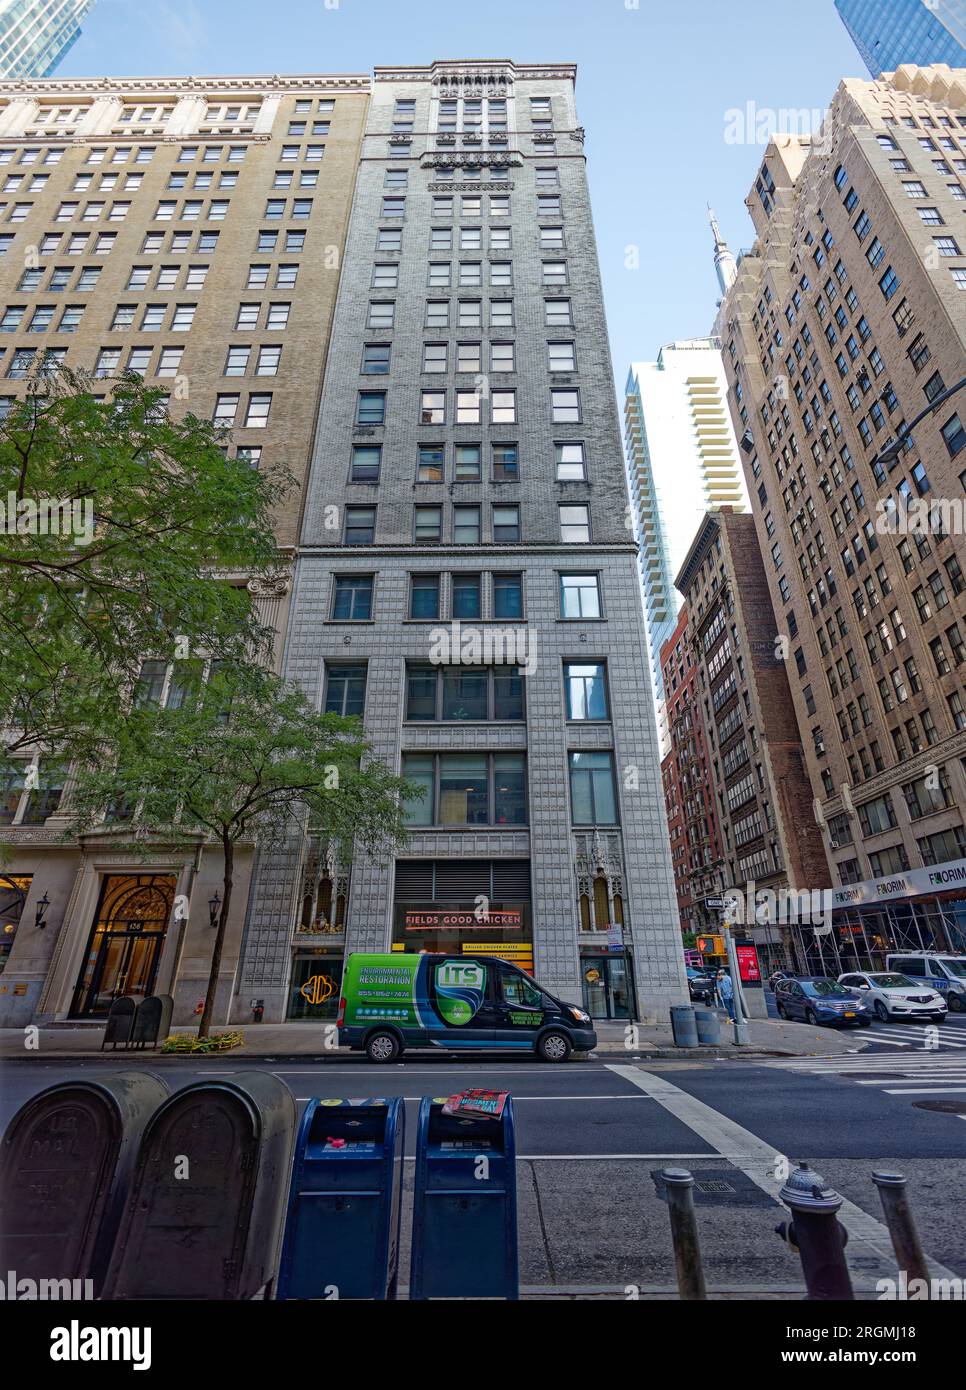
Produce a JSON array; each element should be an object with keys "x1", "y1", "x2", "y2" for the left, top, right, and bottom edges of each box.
[{"x1": 62, "y1": 0, "x2": 863, "y2": 375}]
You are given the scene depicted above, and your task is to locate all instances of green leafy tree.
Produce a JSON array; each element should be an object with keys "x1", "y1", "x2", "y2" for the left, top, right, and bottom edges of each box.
[
  {"x1": 68, "y1": 664, "x2": 415, "y2": 1037},
  {"x1": 0, "y1": 368, "x2": 289, "y2": 759}
]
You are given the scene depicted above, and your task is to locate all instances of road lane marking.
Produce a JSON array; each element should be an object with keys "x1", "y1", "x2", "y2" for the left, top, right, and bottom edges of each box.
[{"x1": 606, "y1": 1063, "x2": 958, "y2": 1282}]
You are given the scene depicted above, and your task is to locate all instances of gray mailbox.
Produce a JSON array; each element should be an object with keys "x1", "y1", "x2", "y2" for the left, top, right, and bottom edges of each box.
[
  {"x1": 0, "y1": 1072, "x2": 170, "y2": 1294},
  {"x1": 102, "y1": 1072, "x2": 296, "y2": 1300},
  {"x1": 130, "y1": 994, "x2": 173, "y2": 1050},
  {"x1": 101, "y1": 996, "x2": 137, "y2": 1050}
]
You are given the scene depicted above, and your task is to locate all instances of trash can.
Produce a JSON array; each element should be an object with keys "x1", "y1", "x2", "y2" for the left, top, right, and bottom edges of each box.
[
  {"x1": 693, "y1": 1006, "x2": 721, "y2": 1045},
  {"x1": 410, "y1": 1096, "x2": 518, "y2": 1300},
  {"x1": 277, "y1": 1097, "x2": 405, "y2": 1301},
  {"x1": 670, "y1": 1005, "x2": 699, "y2": 1047}
]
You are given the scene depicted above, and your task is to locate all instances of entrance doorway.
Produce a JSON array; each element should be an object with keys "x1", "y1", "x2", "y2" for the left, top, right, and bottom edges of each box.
[
  {"x1": 581, "y1": 953, "x2": 635, "y2": 1019},
  {"x1": 71, "y1": 874, "x2": 176, "y2": 1018}
]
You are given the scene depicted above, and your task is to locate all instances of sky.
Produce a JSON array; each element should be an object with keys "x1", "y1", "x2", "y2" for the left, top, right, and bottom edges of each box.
[{"x1": 61, "y1": 0, "x2": 866, "y2": 377}]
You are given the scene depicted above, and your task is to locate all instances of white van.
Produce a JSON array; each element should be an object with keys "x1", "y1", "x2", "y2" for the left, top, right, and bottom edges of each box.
[{"x1": 885, "y1": 952, "x2": 966, "y2": 1013}]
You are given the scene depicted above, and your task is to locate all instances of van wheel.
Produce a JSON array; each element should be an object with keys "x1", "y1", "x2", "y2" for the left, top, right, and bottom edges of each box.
[
  {"x1": 949, "y1": 995, "x2": 965, "y2": 1013},
  {"x1": 366, "y1": 1031, "x2": 401, "y2": 1063},
  {"x1": 537, "y1": 1031, "x2": 572, "y2": 1063}
]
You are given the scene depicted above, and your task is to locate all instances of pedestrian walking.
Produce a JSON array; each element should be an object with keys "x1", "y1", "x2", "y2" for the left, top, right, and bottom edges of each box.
[{"x1": 717, "y1": 969, "x2": 735, "y2": 1021}]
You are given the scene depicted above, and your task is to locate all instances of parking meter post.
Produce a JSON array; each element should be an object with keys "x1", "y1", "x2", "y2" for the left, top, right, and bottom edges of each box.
[
  {"x1": 661, "y1": 1168, "x2": 707, "y2": 1301},
  {"x1": 723, "y1": 924, "x2": 750, "y2": 1046},
  {"x1": 872, "y1": 1171, "x2": 929, "y2": 1287},
  {"x1": 779, "y1": 1162, "x2": 854, "y2": 1301}
]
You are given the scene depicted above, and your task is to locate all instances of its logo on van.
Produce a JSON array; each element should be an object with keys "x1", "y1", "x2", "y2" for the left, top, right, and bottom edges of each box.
[
  {"x1": 437, "y1": 962, "x2": 484, "y2": 989},
  {"x1": 435, "y1": 960, "x2": 486, "y2": 1026}
]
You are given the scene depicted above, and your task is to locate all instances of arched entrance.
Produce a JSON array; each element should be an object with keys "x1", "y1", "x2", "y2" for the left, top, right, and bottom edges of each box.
[{"x1": 70, "y1": 874, "x2": 176, "y2": 1018}]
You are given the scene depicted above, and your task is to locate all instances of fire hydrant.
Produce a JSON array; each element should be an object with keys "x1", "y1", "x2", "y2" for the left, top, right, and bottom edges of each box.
[{"x1": 776, "y1": 1161, "x2": 854, "y2": 1300}]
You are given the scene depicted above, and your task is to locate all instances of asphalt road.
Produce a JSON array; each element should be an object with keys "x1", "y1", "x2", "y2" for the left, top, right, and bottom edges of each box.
[{"x1": 4, "y1": 1048, "x2": 964, "y2": 1297}]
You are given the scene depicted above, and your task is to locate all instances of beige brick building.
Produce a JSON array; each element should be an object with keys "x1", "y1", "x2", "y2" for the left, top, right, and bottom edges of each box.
[
  {"x1": 675, "y1": 509, "x2": 828, "y2": 973},
  {"x1": 719, "y1": 64, "x2": 966, "y2": 976},
  {"x1": 0, "y1": 73, "x2": 370, "y2": 1026}
]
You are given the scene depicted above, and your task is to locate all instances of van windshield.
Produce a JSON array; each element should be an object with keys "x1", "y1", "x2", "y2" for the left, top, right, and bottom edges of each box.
[{"x1": 939, "y1": 958, "x2": 966, "y2": 979}]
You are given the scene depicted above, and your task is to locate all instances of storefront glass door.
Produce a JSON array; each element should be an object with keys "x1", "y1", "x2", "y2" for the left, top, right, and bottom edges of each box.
[
  {"x1": 581, "y1": 954, "x2": 635, "y2": 1019},
  {"x1": 71, "y1": 874, "x2": 175, "y2": 1018}
]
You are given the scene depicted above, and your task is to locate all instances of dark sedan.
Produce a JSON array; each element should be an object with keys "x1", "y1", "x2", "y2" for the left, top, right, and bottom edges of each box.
[
  {"x1": 686, "y1": 968, "x2": 716, "y2": 1004},
  {"x1": 774, "y1": 975, "x2": 872, "y2": 1028}
]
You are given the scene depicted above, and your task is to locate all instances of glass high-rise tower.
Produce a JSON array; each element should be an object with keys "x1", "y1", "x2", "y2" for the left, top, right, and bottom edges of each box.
[
  {"x1": 835, "y1": 0, "x2": 966, "y2": 77},
  {"x1": 0, "y1": 0, "x2": 96, "y2": 80}
]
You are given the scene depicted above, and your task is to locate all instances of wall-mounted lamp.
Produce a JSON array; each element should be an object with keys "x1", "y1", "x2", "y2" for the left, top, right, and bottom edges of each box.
[
  {"x1": 208, "y1": 891, "x2": 221, "y2": 928},
  {"x1": 35, "y1": 892, "x2": 50, "y2": 929}
]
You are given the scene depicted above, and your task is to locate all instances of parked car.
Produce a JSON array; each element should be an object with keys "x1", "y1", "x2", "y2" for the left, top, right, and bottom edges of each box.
[
  {"x1": 837, "y1": 970, "x2": 947, "y2": 1023},
  {"x1": 686, "y1": 968, "x2": 715, "y2": 1004},
  {"x1": 774, "y1": 975, "x2": 872, "y2": 1028},
  {"x1": 885, "y1": 952, "x2": 966, "y2": 1014}
]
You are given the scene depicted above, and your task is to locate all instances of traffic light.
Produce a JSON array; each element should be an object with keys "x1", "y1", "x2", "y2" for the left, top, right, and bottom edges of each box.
[{"x1": 696, "y1": 934, "x2": 725, "y2": 956}]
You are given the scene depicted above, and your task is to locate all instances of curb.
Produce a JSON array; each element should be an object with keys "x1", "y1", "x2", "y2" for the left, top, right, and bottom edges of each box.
[{"x1": 2, "y1": 1045, "x2": 850, "y2": 1063}]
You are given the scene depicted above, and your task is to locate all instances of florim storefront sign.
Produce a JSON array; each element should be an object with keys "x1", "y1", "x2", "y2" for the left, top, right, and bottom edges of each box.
[{"x1": 403, "y1": 909, "x2": 523, "y2": 931}]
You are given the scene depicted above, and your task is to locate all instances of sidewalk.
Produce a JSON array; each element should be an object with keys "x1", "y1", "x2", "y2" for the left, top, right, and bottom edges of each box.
[{"x1": 0, "y1": 1014, "x2": 865, "y2": 1061}]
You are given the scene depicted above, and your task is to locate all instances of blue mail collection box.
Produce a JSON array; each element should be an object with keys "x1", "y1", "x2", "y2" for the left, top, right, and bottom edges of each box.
[
  {"x1": 410, "y1": 1096, "x2": 518, "y2": 1300},
  {"x1": 276, "y1": 1097, "x2": 404, "y2": 1300}
]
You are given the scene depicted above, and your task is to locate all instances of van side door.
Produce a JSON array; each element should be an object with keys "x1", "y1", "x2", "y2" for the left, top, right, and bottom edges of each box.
[{"x1": 491, "y1": 964, "x2": 550, "y2": 1048}]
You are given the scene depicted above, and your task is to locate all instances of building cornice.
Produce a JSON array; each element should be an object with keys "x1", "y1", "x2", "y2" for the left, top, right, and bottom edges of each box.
[{"x1": 0, "y1": 74, "x2": 371, "y2": 96}]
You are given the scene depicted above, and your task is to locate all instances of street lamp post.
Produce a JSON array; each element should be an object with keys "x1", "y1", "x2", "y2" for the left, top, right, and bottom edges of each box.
[{"x1": 870, "y1": 374, "x2": 966, "y2": 472}]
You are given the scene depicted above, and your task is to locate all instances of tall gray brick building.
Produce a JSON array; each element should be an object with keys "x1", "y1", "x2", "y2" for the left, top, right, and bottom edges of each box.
[{"x1": 238, "y1": 59, "x2": 686, "y2": 1025}]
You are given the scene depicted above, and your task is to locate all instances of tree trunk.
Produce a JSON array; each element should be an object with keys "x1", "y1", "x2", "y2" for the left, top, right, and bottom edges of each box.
[{"x1": 198, "y1": 835, "x2": 234, "y2": 1039}]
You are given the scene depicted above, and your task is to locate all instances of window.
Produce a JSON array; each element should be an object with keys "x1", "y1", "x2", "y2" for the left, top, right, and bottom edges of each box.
[
  {"x1": 363, "y1": 343, "x2": 390, "y2": 375},
  {"x1": 244, "y1": 393, "x2": 272, "y2": 428},
  {"x1": 453, "y1": 505, "x2": 481, "y2": 545},
  {"x1": 401, "y1": 753, "x2": 526, "y2": 828},
  {"x1": 423, "y1": 341, "x2": 447, "y2": 373},
  {"x1": 157, "y1": 347, "x2": 183, "y2": 377},
  {"x1": 333, "y1": 575, "x2": 373, "y2": 621},
  {"x1": 493, "y1": 504, "x2": 520, "y2": 542},
  {"x1": 542, "y1": 260, "x2": 567, "y2": 284},
  {"x1": 369, "y1": 299, "x2": 395, "y2": 328},
  {"x1": 492, "y1": 442, "x2": 518, "y2": 481},
  {"x1": 171, "y1": 304, "x2": 195, "y2": 331},
  {"x1": 454, "y1": 444, "x2": 481, "y2": 482},
  {"x1": 545, "y1": 298, "x2": 572, "y2": 326},
  {"x1": 555, "y1": 441, "x2": 585, "y2": 480},
  {"x1": 569, "y1": 752, "x2": 617, "y2": 825},
  {"x1": 942, "y1": 414, "x2": 965, "y2": 457},
  {"x1": 344, "y1": 505, "x2": 375, "y2": 545},
  {"x1": 415, "y1": 505, "x2": 443, "y2": 544},
  {"x1": 548, "y1": 340, "x2": 576, "y2": 372},
  {"x1": 417, "y1": 445, "x2": 444, "y2": 483},
  {"x1": 452, "y1": 573, "x2": 481, "y2": 618},
  {"x1": 561, "y1": 573, "x2": 600, "y2": 618},
  {"x1": 372, "y1": 263, "x2": 398, "y2": 290},
  {"x1": 551, "y1": 388, "x2": 580, "y2": 422},
  {"x1": 405, "y1": 665, "x2": 524, "y2": 722},
  {"x1": 324, "y1": 664, "x2": 367, "y2": 718},
  {"x1": 565, "y1": 662, "x2": 608, "y2": 720},
  {"x1": 235, "y1": 303, "x2": 260, "y2": 330},
  {"x1": 357, "y1": 391, "x2": 386, "y2": 425},
  {"x1": 421, "y1": 390, "x2": 445, "y2": 425},
  {"x1": 213, "y1": 393, "x2": 239, "y2": 425},
  {"x1": 410, "y1": 574, "x2": 439, "y2": 619},
  {"x1": 455, "y1": 389, "x2": 480, "y2": 424},
  {"x1": 560, "y1": 503, "x2": 590, "y2": 543},
  {"x1": 494, "y1": 572, "x2": 522, "y2": 619},
  {"x1": 490, "y1": 341, "x2": 514, "y2": 373},
  {"x1": 491, "y1": 389, "x2": 516, "y2": 423}
]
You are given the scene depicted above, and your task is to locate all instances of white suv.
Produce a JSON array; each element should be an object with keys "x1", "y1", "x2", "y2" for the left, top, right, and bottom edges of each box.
[
  {"x1": 838, "y1": 970, "x2": 947, "y2": 1023},
  {"x1": 886, "y1": 953, "x2": 966, "y2": 1014}
]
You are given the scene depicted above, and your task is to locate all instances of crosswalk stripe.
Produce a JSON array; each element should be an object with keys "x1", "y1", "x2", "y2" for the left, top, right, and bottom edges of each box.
[{"x1": 883, "y1": 1087, "x2": 966, "y2": 1096}]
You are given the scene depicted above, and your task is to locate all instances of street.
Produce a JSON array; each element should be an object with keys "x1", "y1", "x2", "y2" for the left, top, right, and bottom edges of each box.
[{"x1": 5, "y1": 1023, "x2": 965, "y2": 1298}]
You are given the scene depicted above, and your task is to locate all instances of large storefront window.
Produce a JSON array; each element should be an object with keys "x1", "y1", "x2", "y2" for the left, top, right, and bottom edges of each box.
[
  {"x1": 393, "y1": 858, "x2": 533, "y2": 972},
  {"x1": 288, "y1": 953, "x2": 343, "y2": 1020},
  {"x1": 70, "y1": 874, "x2": 175, "y2": 1018},
  {"x1": 0, "y1": 874, "x2": 31, "y2": 973}
]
